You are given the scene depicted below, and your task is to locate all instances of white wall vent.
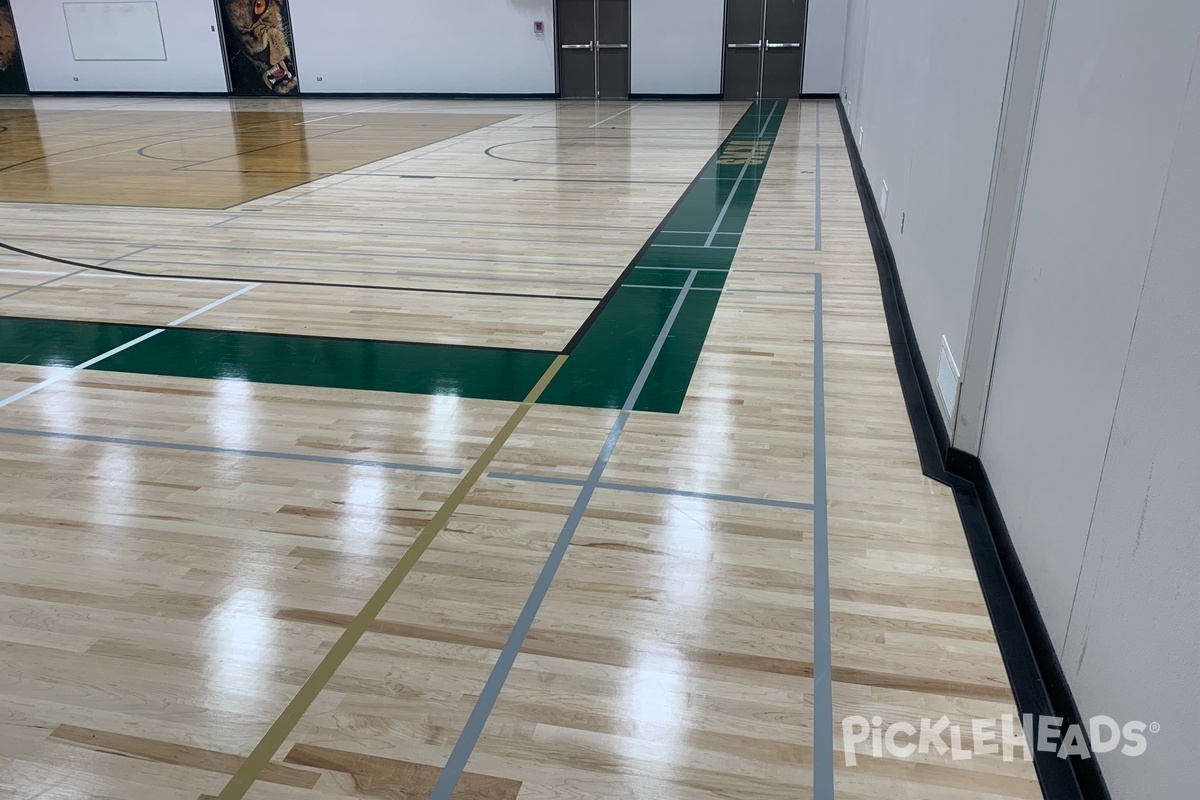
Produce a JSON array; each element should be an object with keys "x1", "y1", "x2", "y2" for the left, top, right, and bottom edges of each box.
[{"x1": 936, "y1": 335, "x2": 961, "y2": 420}]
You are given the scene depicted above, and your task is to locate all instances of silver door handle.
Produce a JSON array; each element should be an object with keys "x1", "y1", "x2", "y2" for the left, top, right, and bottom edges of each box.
[
  {"x1": 766, "y1": 41, "x2": 802, "y2": 49},
  {"x1": 597, "y1": 43, "x2": 629, "y2": 49},
  {"x1": 727, "y1": 41, "x2": 762, "y2": 49},
  {"x1": 561, "y1": 43, "x2": 593, "y2": 50}
]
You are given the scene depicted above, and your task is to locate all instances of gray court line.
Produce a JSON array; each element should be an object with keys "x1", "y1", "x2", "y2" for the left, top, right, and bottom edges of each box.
[
  {"x1": 0, "y1": 268, "x2": 86, "y2": 302},
  {"x1": 700, "y1": 100, "x2": 779, "y2": 250},
  {"x1": 705, "y1": 159, "x2": 751, "y2": 248},
  {"x1": 487, "y1": 470, "x2": 814, "y2": 511},
  {"x1": 758, "y1": 100, "x2": 781, "y2": 137},
  {"x1": 0, "y1": 426, "x2": 461, "y2": 475},
  {"x1": 428, "y1": 270, "x2": 699, "y2": 800},
  {"x1": 815, "y1": 143, "x2": 823, "y2": 252},
  {"x1": 812, "y1": 273, "x2": 833, "y2": 799}
]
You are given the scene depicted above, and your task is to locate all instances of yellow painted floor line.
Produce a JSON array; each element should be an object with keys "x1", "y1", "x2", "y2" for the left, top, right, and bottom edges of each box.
[{"x1": 216, "y1": 354, "x2": 568, "y2": 800}]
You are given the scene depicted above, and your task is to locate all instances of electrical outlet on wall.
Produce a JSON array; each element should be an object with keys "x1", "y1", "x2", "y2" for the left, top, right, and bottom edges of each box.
[{"x1": 880, "y1": 181, "x2": 889, "y2": 218}]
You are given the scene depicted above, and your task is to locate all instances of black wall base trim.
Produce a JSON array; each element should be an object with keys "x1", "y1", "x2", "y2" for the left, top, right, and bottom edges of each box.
[
  {"x1": 833, "y1": 98, "x2": 1111, "y2": 800},
  {"x1": 629, "y1": 93, "x2": 723, "y2": 100},
  {"x1": 800, "y1": 92, "x2": 840, "y2": 99},
  {"x1": 27, "y1": 91, "x2": 557, "y2": 100},
  {"x1": 29, "y1": 91, "x2": 231, "y2": 98},
  {"x1": 296, "y1": 92, "x2": 557, "y2": 100}
]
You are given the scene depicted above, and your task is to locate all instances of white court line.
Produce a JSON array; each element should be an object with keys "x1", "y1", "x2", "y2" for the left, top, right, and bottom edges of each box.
[
  {"x1": 0, "y1": 283, "x2": 258, "y2": 410},
  {"x1": 588, "y1": 102, "x2": 644, "y2": 129},
  {"x1": 0, "y1": 269, "x2": 68, "y2": 276},
  {"x1": 168, "y1": 283, "x2": 258, "y2": 326},
  {"x1": 73, "y1": 272, "x2": 242, "y2": 284}
]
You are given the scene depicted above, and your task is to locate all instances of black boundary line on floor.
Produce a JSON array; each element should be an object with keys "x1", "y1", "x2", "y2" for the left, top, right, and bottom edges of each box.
[
  {"x1": 560, "y1": 99, "x2": 771, "y2": 354},
  {"x1": 0, "y1": 242, "x2": 598, "y2": 302},
  {"x1": 834, "y1": 98, "x2": 1111, "y2": 800}
]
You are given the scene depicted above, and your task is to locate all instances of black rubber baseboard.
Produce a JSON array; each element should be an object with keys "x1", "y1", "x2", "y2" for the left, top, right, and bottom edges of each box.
[
  {"x1": 26, "y1": 90, "x2": 557, "y2": 100},
  {"x1": 833, "y1": 97, "x2": 1111, "y2": 800},
  {"x1": 801, "y1": 92, "x2": 840, "y2": 99},
  {"x1": 629, "y1": 93, "x2": 723, "y2": 100},
  {"x1": 29, "y1": 90, "x2": 230, "y2": 97}
]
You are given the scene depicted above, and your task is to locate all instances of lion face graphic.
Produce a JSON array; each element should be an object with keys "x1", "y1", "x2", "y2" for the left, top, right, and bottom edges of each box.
[
  {"x1": 0, "y1": 6, "x2": 19, "y2": 73},
  {"x1": 221, "y1": 0, "x2": 298, "y2": 95}
]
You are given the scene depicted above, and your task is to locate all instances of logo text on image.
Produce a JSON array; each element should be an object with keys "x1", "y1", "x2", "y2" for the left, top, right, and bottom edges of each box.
[{"x1": 840, "y1": 714, "x2": 1153, "y2": 766}]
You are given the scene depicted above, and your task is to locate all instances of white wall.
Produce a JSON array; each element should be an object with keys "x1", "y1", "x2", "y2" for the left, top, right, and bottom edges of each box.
[
  {"x1": 841, "y1": 0, "x2": 1018, "y2": 420},
  {"x1": 631, "y1": 0, "x2": 723, "y2": 95},
  {"x1": 9, "y1": 0, "x2": 226, "y2": 92},
  {"x1": 981, "y1": 1, "x2": 1200, "y2": 795},
  {"x1": 288, "y1": 0, "x2": 556, "y2": 94},
  {"x1": 802, "y1": 0, "x2": 846, "y2": 94}
]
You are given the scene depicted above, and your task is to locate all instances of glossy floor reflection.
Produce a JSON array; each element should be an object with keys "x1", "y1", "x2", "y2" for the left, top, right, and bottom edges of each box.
[{"x1": 0, "y1": 97, "x2": 1038, "y2": 800}]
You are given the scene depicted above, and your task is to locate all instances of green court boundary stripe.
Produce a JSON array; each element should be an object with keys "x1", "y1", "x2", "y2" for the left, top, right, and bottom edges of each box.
[{"x1": 560, "y1": 102, "x2": 767, "y2": 355}]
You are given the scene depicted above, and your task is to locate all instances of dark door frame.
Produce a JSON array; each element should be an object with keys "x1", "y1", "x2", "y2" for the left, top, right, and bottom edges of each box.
[
  {"x1": 721, "y1": 0, "x2": 808, "y2": 99},
  {"x1": 554, "y1": 0, "x2": 631, "y2": 99}
]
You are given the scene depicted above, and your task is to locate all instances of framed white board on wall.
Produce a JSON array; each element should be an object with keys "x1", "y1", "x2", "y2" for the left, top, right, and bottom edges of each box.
[{"x1": 63, "y1": 1, "x2": 166, "y2": 61}]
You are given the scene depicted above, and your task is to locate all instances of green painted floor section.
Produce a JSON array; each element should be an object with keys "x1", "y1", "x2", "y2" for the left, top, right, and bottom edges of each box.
[
  {"x1": 0, "y1": 317, "x2": 556, "y2": 403},
  {"x1": 542, "y1": 100, "x2": 786, "y2": 412},
  {"x1": 0, "y1": 101, "x2": 786, "y2": 412}
]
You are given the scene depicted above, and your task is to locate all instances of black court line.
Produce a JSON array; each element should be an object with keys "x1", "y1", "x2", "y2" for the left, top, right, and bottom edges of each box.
[{"x1": 0, "y1": 242, "x2": 601, "y2": 302}]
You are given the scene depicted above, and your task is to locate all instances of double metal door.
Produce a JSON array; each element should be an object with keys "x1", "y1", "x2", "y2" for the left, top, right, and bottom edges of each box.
[
  {"x1": 723, "y1": 0, "x2": 807, "y2": 99},
  {"x1": 557, "y1": 0, "x2": 630, "y2": 99}
]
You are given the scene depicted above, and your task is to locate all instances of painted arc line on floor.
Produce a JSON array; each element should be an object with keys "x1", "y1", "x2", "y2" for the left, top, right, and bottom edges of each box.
[
  {"x1": 428, "y1": 270, "x2": 699, "y2": 800},
  {"x1": 214, "y1": 354, "x2": 569, "y2": 800}
]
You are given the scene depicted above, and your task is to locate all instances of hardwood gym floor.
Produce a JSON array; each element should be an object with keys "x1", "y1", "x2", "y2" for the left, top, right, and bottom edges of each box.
[{"x1": 0, "y1": 97, "x2": 1040, "y2": 799}]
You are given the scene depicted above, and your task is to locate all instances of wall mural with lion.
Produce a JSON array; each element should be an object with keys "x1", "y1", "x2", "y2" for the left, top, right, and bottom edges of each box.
[
  {"x1": 219, "y1": 0, "x2": 300, "y2": 96},
  {"x1": 0, "y1": 0, "x2": 29, "y2": 95}
]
